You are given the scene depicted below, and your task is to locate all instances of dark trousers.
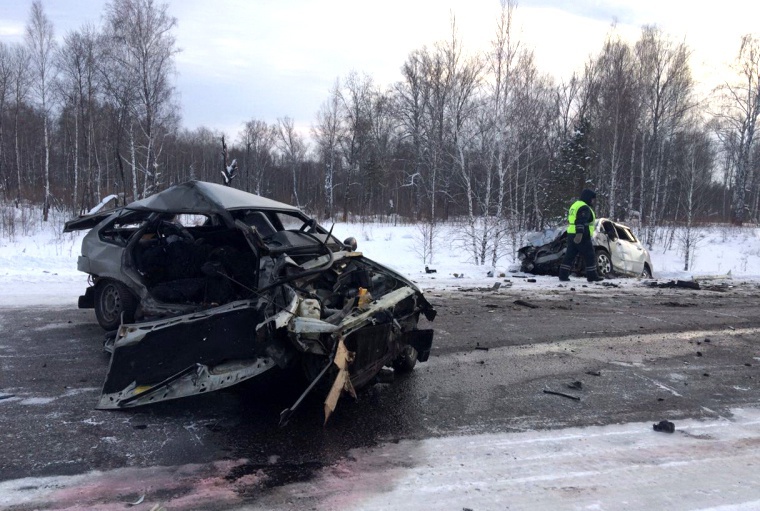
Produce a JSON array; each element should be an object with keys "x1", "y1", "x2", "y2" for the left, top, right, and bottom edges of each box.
[{"x1": 558, "y1": 237, "x2": 598, "y2": 280}]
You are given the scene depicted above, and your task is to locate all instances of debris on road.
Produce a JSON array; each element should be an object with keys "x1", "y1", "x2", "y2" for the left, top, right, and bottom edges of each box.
[
  {"x1": 648, "y1": 280, "x2": 700, "y2": 290},
  {"x1": 127, "y1": 494, "x2": 145, "y2": 506},
  {"x1": 652, "y1": 420, "x2": 675, "y2": 433},
  {"x1": 514, "y1": 299, "x2": 539, "y2": 309},
  {"x1": 693, "y1": 271, "x2": 732, "y2": 281},
  {"x1": 543, "y1": 388, "x2": 581, "y2": 401},
  {"x1": 566, "y1": 381, "x2": 583, "y2": 390},
  {"x1": 586, "y1": 371, "x2": 602, "y2": 377},
  {"x1": 661, "y1": 301, "x2": 696, "y2": 307}
]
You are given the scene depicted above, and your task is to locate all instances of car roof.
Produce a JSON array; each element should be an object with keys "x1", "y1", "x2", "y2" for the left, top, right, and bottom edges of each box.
[{"x1": 125, "y1": 181, "x2": 301, "y2": 215}]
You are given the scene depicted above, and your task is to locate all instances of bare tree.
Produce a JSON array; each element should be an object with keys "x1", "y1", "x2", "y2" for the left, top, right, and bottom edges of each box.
[
  {"x1": 9, "y1": 45, "x2": 30, "y2": 204},
  {"x1": 276, "y1": 117, "x2": 307, "y2": 208},
  {"x1": 0, "y1": 43, "x2": 13, "y2": 199},
  {"x1": 592, "y1": 35, "x2": 638, "y2": 220},
  {"x1": 675, "y1": 127, "x2": 713, "y2": 270},
  {"x1": 103, "y1": 0, "x2": 179, "y2": 198},
  {"x1": 635, "y1": 26, "x2": 693, "y2": 238},
  {"x1": 484, "y1": 0, "x2": 519, "y2": 265},
  {"x1": 239, "y1": 119, "x2": 277, "y2": 196},
  {"x1": 337, "y1": 71, "x2": 375, "y2": 221},
  {"x1": 394, "y1": 49, "x2": 430, "y2": 220},
  {"x1": 57, "y1": 24, "x2": 103, "y2": 213},
  {"x1": 312, "y1": 80, "x2": 345, "y2": 219},
  {"x1": 26, "y1": 0, "x2": 57, "y2": 221},
  {"x1": 714, "y1": 34, "x2": 760, "y2": 225}
]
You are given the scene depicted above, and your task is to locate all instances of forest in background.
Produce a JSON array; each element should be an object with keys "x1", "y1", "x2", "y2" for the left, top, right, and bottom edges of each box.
[{"x1": 2, "y1": 0, "x2": 760, "y2": 265}]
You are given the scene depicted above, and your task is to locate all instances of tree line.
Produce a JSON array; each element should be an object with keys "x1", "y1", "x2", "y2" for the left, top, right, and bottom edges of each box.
[{"x1": 2, "y1": 1, "x2": 760, "y2": 252}]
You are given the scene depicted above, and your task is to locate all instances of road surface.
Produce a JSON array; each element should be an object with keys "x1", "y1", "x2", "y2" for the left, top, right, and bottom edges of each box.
[{"x1": 1, "y1": 277, "x2": 759, "y2": 509}]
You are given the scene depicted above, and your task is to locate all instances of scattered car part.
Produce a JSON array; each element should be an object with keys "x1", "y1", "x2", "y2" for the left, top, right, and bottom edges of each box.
[
  {"x1": 542, "y1": 388, "x2": 581, "y2": 401},
  {"x1": 652, "y1": 420, "x2": 675, "y2": 433}
]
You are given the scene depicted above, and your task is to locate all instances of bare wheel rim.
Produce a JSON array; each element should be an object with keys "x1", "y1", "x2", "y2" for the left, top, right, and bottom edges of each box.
[
  {"x1": 597, "y1": 252, "x2": 612, "y2": 275},
  {"x1": 100, "y1": 283, "x2": 122, "y2": 323}
]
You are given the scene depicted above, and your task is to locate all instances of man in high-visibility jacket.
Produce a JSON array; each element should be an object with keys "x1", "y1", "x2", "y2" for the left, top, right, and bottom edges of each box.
[{"x1": 558, "y1": 189, "x2": 604, "y2": 282}]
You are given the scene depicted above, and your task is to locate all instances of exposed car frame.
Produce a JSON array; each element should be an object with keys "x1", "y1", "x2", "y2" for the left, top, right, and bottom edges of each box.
[
  {"x1": 517, "y1": 218, "x2": 654, "y2": 279},
  {"x1": 65, "y1": 181, "x2": 436, "y2": 423}
]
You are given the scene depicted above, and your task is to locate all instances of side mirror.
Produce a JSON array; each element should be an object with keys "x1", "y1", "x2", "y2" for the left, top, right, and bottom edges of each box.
[{"x1": 343, "y1": 237, "x2": 357, "y2": 251}]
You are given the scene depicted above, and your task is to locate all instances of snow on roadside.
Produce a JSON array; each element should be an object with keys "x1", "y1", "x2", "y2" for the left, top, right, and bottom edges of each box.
[
  {"x1": 247, "y1": 408, "x2": 760, "y2": 511},
  {"x1": 0, "y1": 221, "x2": 758, "y2": 307},
  {"x1": 1, "y1": 409, "x2": 759, "y2": 510},
  {"x1": 328, "y1": 222, "x2": 760, "y2": 291}
]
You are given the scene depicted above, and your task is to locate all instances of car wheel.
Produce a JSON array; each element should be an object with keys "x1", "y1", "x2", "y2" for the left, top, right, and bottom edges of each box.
[
  {"x1": 595, "y1": 249, "x2": 613, "y2": 277},
  {"x1": 640, "y1": 264, "x2": 652, "y2": 279},
  {"x1": 94, "y1": 280, "x2": 137, "y2": 330},
  {"x1": 392, "y1": 345, "x2": 418, "y2": 373}
]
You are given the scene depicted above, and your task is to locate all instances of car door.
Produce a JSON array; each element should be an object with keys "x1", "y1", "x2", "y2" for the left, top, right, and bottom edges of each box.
[
  {"x1": 600, "y1": 220, "x2": 628, "y2": 274},
  {"x1": 617, "y1": 225, "x2": 647, "y2": 275}
]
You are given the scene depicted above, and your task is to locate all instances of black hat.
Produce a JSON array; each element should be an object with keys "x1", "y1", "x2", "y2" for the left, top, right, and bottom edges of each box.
[{"x1": 580, "y1": 189, "x2": 596, "y2": 202}]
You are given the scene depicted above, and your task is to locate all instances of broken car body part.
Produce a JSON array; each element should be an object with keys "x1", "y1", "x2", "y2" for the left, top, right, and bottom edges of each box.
[{"x1": 65, "y1": 181, "x2": 436, "y2": 422}]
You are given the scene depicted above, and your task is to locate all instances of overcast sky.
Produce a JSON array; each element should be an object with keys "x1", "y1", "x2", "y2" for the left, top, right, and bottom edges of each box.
[{"x1": 0, "y1": 0, "x2": 758, "y2": 142}]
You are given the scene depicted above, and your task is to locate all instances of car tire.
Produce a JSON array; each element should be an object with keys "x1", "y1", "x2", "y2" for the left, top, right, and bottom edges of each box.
[
  {"x1": 392, "y1": 345, "x2": 418, "y2": 373},
  {"x1": 94, "y1": 280, "x2": 137, "y2": 330},
  {"x1": 595, "y1": 249, "x2": 613, "y2": 277},
  {"x1": 640, "y1": 264, "x2": 652, "y2": 279}
]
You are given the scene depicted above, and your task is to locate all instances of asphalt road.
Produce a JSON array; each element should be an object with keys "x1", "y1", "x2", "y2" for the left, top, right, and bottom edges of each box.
[{"x1": 1, "y1": 278, "x2": 760, "y2": 509}]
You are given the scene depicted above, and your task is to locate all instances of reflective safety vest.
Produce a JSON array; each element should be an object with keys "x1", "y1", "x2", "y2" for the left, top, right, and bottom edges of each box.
[{"x1": 567, "y1": 200, "x2": 595, "y2": 236}]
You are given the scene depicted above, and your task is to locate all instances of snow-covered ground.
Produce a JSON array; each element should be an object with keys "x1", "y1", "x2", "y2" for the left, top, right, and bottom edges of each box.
[
  {"x1": 1, "y1": 217, "x2": 760, "y2": 510},
  {"x1": 1, "y1": 218, "x2": 758, "y2": 307}
]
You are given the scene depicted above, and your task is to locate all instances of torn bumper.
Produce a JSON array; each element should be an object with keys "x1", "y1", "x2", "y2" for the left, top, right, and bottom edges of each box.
[{"x1": 96, "y1": 281, "x2": 435, "y2": 414}]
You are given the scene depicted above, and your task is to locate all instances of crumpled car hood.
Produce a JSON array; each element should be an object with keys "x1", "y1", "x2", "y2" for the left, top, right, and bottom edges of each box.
[{"x1": 96, "y1": 252, "x2": 435, "y2": 423}]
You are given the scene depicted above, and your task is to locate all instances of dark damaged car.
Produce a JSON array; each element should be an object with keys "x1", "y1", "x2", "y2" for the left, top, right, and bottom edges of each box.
[
  {"x1": 64, "y1": 181, "x2": 435, "y2": 423},
  {"x1": 517, "y1": 218, "x2": 654, "y2": 279}
]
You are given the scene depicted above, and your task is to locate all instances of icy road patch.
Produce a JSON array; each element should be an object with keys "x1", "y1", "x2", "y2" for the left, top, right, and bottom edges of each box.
[
  {"x1": 2, "y1": 408, "x2": 759, "y2": 510},
  {"x1": 251, "y1": 408, "x2": 760, "y2": 511}
]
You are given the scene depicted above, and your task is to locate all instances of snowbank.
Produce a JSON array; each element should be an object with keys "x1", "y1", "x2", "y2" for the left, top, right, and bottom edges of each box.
[{"x1": 0, "y1": 218, "x2": 758, "y2": 307}]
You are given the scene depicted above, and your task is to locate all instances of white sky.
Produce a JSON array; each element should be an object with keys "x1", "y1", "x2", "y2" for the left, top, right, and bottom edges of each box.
[{"x1": 0, "y1": 0, "x2": 758, "y2": 141}]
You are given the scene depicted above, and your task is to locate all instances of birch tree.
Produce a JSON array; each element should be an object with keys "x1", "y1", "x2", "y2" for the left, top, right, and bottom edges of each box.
[
  {"x1": 0, "y1": 43, "x2": 12, "y2": 199},
  {"x1": 26, "y1": 1, "x2": 57, "y2": 221},
  {"x1": 675, "y1": 127, "x2": 713, "y2": 270},
  {"x1": 104, "y1": 0, "x2": 179, "y2": 197},
  {"x1": 635, "y1": 26, "x2": 693, "y2": 239},
  {"x1": 240, "y1": 119, "x2": 277, "y2": 196},
  {"x1": 9, "y1": 45, "x2": 30, "y2": 204},
  {"x1": 57, "y1": 25, "x2": 102, "y2": 213},
  {"x1": 482, "y1": 0, "x2": 519, "y2": 266},
  {"x1": 312, "y1": 81, "x2": 344, "y2": 219},
  {"x1": 592, "y1": 36, "x2": 638, "y2": 220},
  {"x1": 394, "y1": 49, "x2": 430, "y2": 219},
  {"x1": 276, "y1": 116, "x2": 306, "y2": 208},
  {"x1": 337, "y1": 71, "x2": 374, "y2": 221},
  {"x1": 714, "y1": 34, "x2": 760, "y2": 225}
]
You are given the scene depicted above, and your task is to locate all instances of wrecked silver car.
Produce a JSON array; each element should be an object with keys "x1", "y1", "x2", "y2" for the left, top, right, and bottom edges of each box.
[
  {"x1": 64, "y1": 181, "x2": 435, "y2": 422},
  {"x1": 518, "y1": 218, "x2": 654, "y2": 279}
]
